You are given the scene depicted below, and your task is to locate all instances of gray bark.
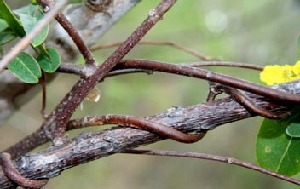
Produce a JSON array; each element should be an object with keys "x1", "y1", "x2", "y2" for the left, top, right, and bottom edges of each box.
[{"x1": 0, "y1": 79, "x2": 297, "y2": 188}]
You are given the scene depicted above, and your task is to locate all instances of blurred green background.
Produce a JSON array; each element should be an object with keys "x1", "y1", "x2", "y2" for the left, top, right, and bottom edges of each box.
[{"x1": 2, "y1": 0, "x2": 300, "y2": 188}]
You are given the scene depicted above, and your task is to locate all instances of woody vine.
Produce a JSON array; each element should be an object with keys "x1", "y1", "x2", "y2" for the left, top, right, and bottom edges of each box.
[{"x1": 0, "y1": 0, "x2": 300, "y2": 188}]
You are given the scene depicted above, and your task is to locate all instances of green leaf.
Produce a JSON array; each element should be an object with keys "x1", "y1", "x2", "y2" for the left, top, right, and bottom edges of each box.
[
  {"x1": 257, "y1": 111, "x2": 300, "y2": 176},
  {"x1": 0, "y1": 31, "x2": 16, "y2": 46},
  {"x1": 37, "y1": 48, "x2": 61, "y2": 72},
  {"x1": 7, "y1": 52, "x2": 41, "y2": 83},
  {"x1": 36, "y1": 43, "x2": 50, "y2": 57},
  {"x1": 286, "y1": 123, "x2": 300, "y2": 138},
  {"x1": 0, "y1": 19, "x2": 9, "y2": 33},
  {"x1": 14, "y1": 4, "x2": 49, "y2": 47},
  {"x1": 0, "y1": 0, "x2": 25, "y2": 37}
]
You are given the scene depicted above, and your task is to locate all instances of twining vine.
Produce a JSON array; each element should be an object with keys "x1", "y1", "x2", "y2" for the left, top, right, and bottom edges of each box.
[{"x1": 1, "y1": 0, "x2": 300, "y2": 188}]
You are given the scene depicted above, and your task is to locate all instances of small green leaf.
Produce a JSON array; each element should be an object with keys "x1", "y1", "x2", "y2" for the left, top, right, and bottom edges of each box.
[
  {"x1": 286, "y1": 123, "x2": 300, "y2": 137},
  {"x1": 257, "y1": 110, "x2": 300, "y2": 176},
  {"x1": 7, "y1": 52, "x2": 41, "y2": 83},
  {"x1": 14, "y1": 4, "x2": 49, "y2": 47},
  {"x1": 0, "y1": 31, "x2": 16, "y2": 46},
  {"x1": 36, "y1": 43, "x2": 50, "y2": 57},
  {"x1": 37, "y1": 48, "x2": 61, "y2": 72},
  {"x1": 0, "y1": 0, "x2": 26, "y2": 37},
  {"x1": 0, "y1": 19, "x2": 9, "y2": 33}
]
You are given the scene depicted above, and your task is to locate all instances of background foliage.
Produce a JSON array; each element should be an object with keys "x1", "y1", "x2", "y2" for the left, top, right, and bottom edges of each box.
[{"x1": 1, "y1": 0, "x2": 300, "y2": 188}]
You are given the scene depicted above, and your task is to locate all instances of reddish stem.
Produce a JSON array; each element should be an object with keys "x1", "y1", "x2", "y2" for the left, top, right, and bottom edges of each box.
[
  {"x1": 67, "y1": 114, "x2": 205, "y2": 143},
  {"x1": 117, "y1": 60, "x2": 300, "y2": 105}
]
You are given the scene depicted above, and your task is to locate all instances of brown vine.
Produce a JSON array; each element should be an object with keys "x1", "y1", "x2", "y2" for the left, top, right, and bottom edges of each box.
[{"x1": 0, "y1": 0, "x2": 300, "y2": 188}]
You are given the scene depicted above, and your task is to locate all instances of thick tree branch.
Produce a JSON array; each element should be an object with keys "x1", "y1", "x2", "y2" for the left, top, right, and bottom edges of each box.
[{"x1": 0, "y1": 79, "x2": 297, "y2": 188}]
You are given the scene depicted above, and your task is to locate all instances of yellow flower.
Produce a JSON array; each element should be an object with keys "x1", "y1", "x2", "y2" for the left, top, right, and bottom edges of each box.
[{"x1": 260, "y1": 65, "x2": 296, "y2": 86}]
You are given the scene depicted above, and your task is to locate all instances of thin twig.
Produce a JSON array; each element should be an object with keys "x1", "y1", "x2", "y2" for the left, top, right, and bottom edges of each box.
[
  {"x1": 124, "y1": 149, "x2": 300, "y2": 186},
  {"x1": 91, "y1": 40, "x2": 214, "y2": 61},
  {"x1": 54, "y1": 13, "x2": 95, "y2": 65},
  {"x1": 0, "y1": 0, "x2": 68, "y2": 72},
  {"x1": 185, "y1": 61, "x2": 263, "y2": 71},
  {"x1": 58, "y1": 63, "x2": 153, "y2": 78},
  {"x1": 104, "y1": 69, "x2": 153, "y2": 78}
]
